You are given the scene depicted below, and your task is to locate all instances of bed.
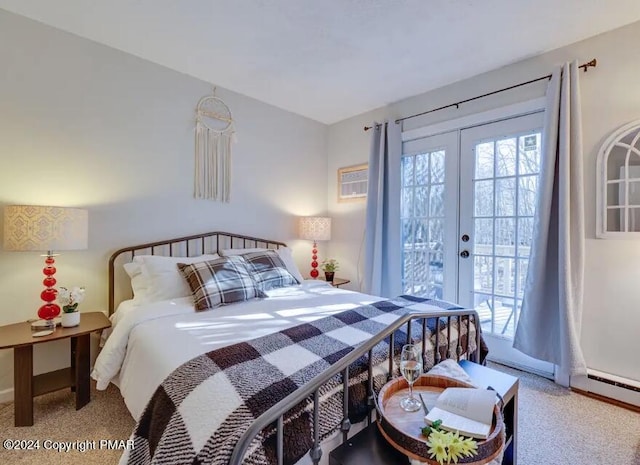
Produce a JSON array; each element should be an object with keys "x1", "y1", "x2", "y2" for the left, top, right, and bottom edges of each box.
[{"x1": 93, "y1": 231, "x2": 486, "y2": 465}]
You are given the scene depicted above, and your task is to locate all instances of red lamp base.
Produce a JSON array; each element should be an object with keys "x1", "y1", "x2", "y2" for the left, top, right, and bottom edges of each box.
[
  {"x1": 38, "y1": 254, "x2": 60, "y2": 326},
  {"x1": 309, "y1": 241, "x2": 319, "y2": 279}
]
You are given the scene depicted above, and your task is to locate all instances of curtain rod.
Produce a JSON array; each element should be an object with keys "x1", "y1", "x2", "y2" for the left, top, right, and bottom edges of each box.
[{"x1": 364, "y1": 58, "x2": 597, "y2": 131}]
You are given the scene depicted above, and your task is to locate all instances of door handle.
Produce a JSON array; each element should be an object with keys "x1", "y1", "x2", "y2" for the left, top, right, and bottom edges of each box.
[{"x1": 459, "y1": 250, "x2": 470, "y2": 258}]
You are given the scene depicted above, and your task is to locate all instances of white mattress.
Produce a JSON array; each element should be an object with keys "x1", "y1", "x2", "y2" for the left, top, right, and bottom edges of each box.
[{"x1": 92, "y1": 280, "x2": 382, "y2": 420}]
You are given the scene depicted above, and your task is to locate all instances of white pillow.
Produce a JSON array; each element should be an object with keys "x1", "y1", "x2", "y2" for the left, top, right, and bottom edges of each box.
[
  {"x1": 128, "y1": 254, "x2": 220, "y2": 303},
  {"x1": 220, "y1": 247, "x2": 304, "y2": 283},
  {"x1": 274, "y1": 247, "x2": 304, "y2": 283},
  {"x1": 123, "y1": 261, "x2": 150, "y2": 302}
]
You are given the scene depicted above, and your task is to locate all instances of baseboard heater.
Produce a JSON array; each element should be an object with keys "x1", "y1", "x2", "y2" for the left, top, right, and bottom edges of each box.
[{"x1": 587, "y1": 372, "x2": 640, "y2": 393}]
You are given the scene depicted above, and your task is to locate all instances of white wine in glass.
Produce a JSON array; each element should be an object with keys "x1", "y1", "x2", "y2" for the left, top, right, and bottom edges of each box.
[{"x1": 400, "y1": 344, "x2": 423, "y2": 412}]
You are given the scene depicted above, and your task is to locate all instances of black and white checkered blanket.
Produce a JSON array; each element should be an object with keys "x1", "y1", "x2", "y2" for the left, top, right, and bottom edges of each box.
[{"x1": 127, "y1": 296, "x2": 485, "y2": 465}]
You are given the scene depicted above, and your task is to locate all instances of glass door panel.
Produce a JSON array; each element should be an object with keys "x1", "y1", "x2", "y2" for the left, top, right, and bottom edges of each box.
[
  {"x1": 459, "y1": 113, "x2": 553, "y2": 374},
  {"x1": 401, "y1": 131, "x2": 458, "y2": 302}
]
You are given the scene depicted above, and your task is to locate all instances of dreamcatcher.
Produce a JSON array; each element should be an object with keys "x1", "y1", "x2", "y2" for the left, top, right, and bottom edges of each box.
[{"x1": 194, "y1": 88, "x2": 236, "y2": 202}]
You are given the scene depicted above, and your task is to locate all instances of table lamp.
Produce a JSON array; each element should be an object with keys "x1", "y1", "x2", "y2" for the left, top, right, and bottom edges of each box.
[
  {"x1": 3, "y1": 205, "x2": 88, "y2": 329},
  {"x1": 298, "y1": 216, "x2": 331, "y2": 279}
]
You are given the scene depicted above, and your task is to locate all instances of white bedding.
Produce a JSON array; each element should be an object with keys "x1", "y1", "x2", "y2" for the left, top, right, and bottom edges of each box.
[{"x1": 92, "y1": 280, "x2": 382, "y2": 420}]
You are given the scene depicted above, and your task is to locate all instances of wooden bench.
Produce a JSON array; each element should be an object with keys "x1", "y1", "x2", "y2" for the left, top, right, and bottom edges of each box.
[{"x1": 329, "y1": 360, "x2": 519, "y2": 465}]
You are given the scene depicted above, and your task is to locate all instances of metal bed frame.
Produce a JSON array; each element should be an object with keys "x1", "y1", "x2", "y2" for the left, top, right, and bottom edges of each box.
[
  {"x1": 108, "y1": 231, "x2": 285, "y2": 315},
  {"x1": 107, "y1": 231, "x2": 482, "y2": 465},
  {"x1": 230, "y1": 309, "x2": 481, "y2": 465}
]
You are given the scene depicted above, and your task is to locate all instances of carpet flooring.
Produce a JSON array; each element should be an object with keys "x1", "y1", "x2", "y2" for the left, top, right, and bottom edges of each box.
[
  {"x1": 0, "y1": 365, "x2": 638, "y2": 464},
  {"x1": 0, "y1": 383, "x2": 134, "y2": 464},
  {"x1": 488, "y1": 363, "x2": 640, "y2": 465}
]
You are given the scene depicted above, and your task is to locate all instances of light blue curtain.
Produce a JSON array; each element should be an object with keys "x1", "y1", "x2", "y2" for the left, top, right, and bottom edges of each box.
[
  {"x1": 514, "y1": 61, "x2": 587, "y2": 384},
  {"x1": 364, "y1": 121, "x2": 402, "y2": 297}
]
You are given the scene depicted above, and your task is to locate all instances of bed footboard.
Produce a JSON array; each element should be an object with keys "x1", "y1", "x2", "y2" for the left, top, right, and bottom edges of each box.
[{"x1": 229, "y1": 309, "x2": 482, "y2": 465}]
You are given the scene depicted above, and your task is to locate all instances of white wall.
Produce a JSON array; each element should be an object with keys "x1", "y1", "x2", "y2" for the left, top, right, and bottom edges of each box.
[
  {"x1": 327, "y1": 21, "x2": 640, "y2": 384},
  {"x1": 0, "y1": 10, "x2": 328, "y2": 395}
]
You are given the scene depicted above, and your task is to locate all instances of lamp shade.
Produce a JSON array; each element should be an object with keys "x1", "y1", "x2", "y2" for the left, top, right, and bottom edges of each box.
[
  {"x1": 3, "y1": 205, "x2": 88, "y2": 252},
  {"x1": 299, "y1": 216, "x2": 331, "y2": 241}
]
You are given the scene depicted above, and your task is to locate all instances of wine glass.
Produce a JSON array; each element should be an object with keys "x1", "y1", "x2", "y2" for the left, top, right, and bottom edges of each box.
[{"x1": 399, "y1": 344, "x2": 423, "y2": 412}]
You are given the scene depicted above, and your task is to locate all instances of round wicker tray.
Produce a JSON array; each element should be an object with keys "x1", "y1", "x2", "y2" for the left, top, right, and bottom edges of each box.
[{"x1": 376, "y1": 375, "x2": 504, "y2": 464}]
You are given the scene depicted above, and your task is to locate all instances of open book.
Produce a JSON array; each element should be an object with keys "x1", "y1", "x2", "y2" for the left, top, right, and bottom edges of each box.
[{"x1": 424, "y1": 388, "x2": 497, "y2": 439}]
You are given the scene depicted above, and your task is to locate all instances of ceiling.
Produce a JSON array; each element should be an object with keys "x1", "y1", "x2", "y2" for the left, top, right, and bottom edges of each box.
[{"x1": 2, "y1": 1, "x2": 640, "y2": 124}]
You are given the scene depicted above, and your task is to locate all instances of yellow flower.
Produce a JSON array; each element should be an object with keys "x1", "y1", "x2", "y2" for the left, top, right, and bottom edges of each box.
[
  {"x1": 424, "y1": 428, "x2": 478, "y2": 464},
  {"x1": 449, "y1": 431, "x2": 462, "y2": 444},
  {"x1": 426, "y1": 434, "x2": 449, "y2": 464},
  {"x1": 459, "y1": 436, "x2": 478, "y2": 457},
  {"x1": 429, "y1": 429, "x2": 448, "y2": 442},
  {"x1": 447, "y1": 441, "x2": 464, "y2": 463}
]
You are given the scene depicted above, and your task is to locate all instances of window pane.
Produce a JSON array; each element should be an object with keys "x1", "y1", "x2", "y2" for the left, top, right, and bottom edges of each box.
[
  {"x1": 607, "y1": 207, "x2": 623, "y2": 232},
  {"x1": 495, "y1": 178, "x2": 515, "y2": 216},
  {"x1": 429, "y1": 253, "x2": 444, "y2": 286},
  {"x1": 403, "y1": 251, "x2": 413, "y2": 288},
  {"x1": 495, "y1": 257, "x2": 516, "y2": 296},
  {"x1": 518, "y1": 176, "x2": 538, "y2": 216},
  {"x1": 630, "y1": 207, "x2": 640, "y2": 232},
  {"x1": 496, "y1": 138, "x2": 517, "y2": 177},
  {"x1": 473, "y1": 293, "x2": 493, "y2": 333},
  {"x1": 431, "y1": 151, "x2": 445, "y2": 183},
  {"x1": 402, "y1": 219, "x2": 414, "y2": 249},
  {"x1": 414, "y1": 187, "x2": 429, "y2": 217},
  {"x1": 494, "y1": 297, "x2": 515, "y2": 337},
  {"x1": 515, "y1": 299, "x2": 523, "y2": 331},
  {"x1": 517, "y1": 218, "x2": 533, "y2": 257},
  {"x1": 414, "y1": 251, "x2": 428, "y2": 287},
  {"x1": 630, "y1": 180, "x2": 640, "y2": 206},
  {"x1": 414, "y1": 219, "x2": 428, "y2": 246},
  {"x1": 429, "y1": 219, "x2": 444, "y2": 251},
  {"x1": 429, "y1": 184, "x2": 444, "y2": 217},
  {"x1": 474, "y1": 180, "x2": 493, "y2": 217},
  {"x1": 608, "y1": 181, "x2": 623, "y2": 206},
  {"x1": 517, "y1": 258, "x2": 529, "y2": 297},
  {"x1": 475, "y1": 142, "x2": 494, "y2": 179},
  {"x1": 495, "y1": 218, "x2": 515, "y2": 257},
  {"x1": 474, "y1": 218, "x2": 493, "y2": 255},
  {"x1": 402, "y1": 156, "x2": 414, "y2": 187},
  {"x1": 474, "y1": 293, "x2": 493, "y2": 309},
  {"x1": 402, "y1": 188, "x2": 414, "y2": 218},
  {"x1": 415, "y1": 153, "x2": 429, "y2": 186},
  {"x1": 519, "y1": 133, "x2": 541, "y2": 174},
  {"x1": 474, "y1": 256, "x2": 493, "y2": 294}
]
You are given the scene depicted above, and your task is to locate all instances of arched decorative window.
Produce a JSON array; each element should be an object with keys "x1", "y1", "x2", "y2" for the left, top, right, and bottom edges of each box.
[{"x1": 597, "y1": 120, "x2": 640, "y2": 238}]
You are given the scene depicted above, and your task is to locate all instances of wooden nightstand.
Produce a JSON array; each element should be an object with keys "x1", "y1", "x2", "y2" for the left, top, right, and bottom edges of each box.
[
  {"x1": 0, "y1": 312, "x2": 111, "y2": 426},
  {"x1": 323, "y1": 277, "x2": 351, "y2": 288}
]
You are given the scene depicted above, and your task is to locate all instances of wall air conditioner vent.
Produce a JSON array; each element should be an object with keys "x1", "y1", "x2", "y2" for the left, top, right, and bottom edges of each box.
[{"x1": 338, "y1": 164, "x2": 368, "y2": 202}]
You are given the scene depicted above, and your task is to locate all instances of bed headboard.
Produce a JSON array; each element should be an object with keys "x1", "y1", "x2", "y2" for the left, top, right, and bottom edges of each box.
[{"x1": 108, "y1": 231, "x2": 287, "y2": 315}]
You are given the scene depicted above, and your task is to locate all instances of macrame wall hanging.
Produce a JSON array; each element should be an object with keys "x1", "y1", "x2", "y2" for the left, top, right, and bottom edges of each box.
[{"x1": 194, "y1": 88, "x2": 236, "y2": 202}]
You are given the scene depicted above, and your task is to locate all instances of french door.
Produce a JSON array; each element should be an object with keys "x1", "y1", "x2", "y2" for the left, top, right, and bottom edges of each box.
[
  {"x1": 401, "y1": 131, "x2": 459, "y2": 302},
  {"x1": 401, "y1": 112, "x2": 553, "y2": 374}
]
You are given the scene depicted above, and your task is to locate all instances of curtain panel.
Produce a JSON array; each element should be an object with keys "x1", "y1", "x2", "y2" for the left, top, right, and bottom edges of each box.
[
  {"x1": 514, "y1": 61, "x2": 587, "y2": 384},
  {"x1": 364, "y1": 121, "x2": 403, "y2": 297}
]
